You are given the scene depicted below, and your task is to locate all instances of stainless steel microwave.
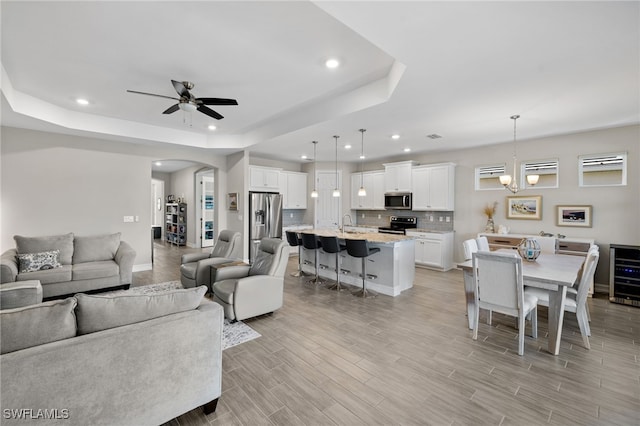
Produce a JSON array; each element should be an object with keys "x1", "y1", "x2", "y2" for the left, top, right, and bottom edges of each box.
[{"x1": 384, "y1": 192, "x2": 412, "y2": 210}]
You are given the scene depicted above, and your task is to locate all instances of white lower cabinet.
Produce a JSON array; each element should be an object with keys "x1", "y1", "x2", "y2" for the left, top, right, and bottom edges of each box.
[{"x1": 406, "y1": 231, "x2": 454, "y2": 271}]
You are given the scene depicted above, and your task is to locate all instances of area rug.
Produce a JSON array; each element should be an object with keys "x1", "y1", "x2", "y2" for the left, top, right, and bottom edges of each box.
[{"x1": 114, "y1": 281, "x2": 261, "y2": 350}]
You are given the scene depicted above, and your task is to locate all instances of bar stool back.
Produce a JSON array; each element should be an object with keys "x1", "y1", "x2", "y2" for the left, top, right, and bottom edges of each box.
[
  {"x1": 319, "y1": 236, "x2": 348, "y2": 291},
  {"x1": 285, "y1": 231, "x2": 307, "y2": 277},
  {"x1": 345, "y1": 239, "x2": 380, "y2": 298},
  {"x1": 301, "y1": 233, "x2": 325, "y2": 285}
]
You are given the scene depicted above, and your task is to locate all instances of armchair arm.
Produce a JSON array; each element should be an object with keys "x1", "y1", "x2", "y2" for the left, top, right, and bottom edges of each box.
[
  {"x1": 194, "y1": 257, "x2": 237, "y2": 287},
  {"x1": 1, "y1": 249, "x2": 18, "y2": 283},
  {"x1": 233, "y1": 275, "x2": 284, "y2": 321},
  {"x1": 212, "y1": 264, "x2": 251, "y2": 284},
  {"x1": 181, "y1": 252, "x2": 210, "y2": 264},
  {"x1": 114, "y1": 241, "x2": 136, "y2": 285}
]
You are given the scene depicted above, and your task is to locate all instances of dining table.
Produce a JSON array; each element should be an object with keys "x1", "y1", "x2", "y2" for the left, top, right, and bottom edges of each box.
[{"x1": 458, "y1": 250, "x2": 586, "y2": 355}]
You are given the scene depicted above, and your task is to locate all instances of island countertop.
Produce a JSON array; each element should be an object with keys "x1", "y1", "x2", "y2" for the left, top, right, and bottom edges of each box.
[{"x1": 299, "y1": 229, "x2": 413, "y2": 244}]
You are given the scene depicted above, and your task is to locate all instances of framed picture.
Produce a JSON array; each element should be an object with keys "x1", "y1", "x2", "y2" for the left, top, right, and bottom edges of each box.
[
  {"x1": 506, "y1": 195, "x2": 542, "y2": 220},
  {"x1": 227, "y1": 193, "x2": 238, "y2": 211},
  {"x1": 556, "y1": 205, "x2": 592, "y2": 227}
]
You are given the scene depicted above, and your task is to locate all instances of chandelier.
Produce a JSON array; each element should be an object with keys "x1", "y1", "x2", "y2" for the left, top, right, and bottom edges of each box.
[{"x1": 499, "y1": 115, "x2": 539, "y2": 193}]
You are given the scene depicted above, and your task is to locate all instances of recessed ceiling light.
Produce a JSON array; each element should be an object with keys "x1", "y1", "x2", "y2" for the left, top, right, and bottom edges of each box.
[
  {"x1": 208, "y1": 125, "x2": 217, "y2": 131},
  {"x1": 344, "y1": 144, "x2": 351, "y2": 149},
  {"x1": 76, "y1": 98, "x2": 89, "y2": 105},
  {"x1": 155, "y1": 161, "x2": 162, "y2": 166},
  {"x1": 391, "y1": 134, "x2": 400, "y2": 140},
  {"x1": 403, "y1": 148, "x2": 411, "y2": 152},
  {"x1": 325, "y1": 58, "x2": 340, "y2": 69},
  {"x1": 301, "y1": 155, "x2": 308, "y2": 160}
]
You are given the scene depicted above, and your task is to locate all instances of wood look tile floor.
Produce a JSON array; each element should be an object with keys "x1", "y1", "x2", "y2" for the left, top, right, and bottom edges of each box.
[{"x1": 144, "y1": 241, "x2": 640, "y2": 426}]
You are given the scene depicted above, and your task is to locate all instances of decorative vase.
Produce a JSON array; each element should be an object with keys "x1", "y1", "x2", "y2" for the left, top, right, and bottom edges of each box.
[
  {"x1": 518, "y1": 237, "x2": 541, "y2": 261},
  {"x1": 484, "y1": 218, "x2": 495, "y2": 233}
]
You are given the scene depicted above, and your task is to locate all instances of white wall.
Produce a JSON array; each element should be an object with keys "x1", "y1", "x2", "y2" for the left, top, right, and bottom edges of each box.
[{"x1": 1, "y1": 127, "x2": 229, "y2": 269}]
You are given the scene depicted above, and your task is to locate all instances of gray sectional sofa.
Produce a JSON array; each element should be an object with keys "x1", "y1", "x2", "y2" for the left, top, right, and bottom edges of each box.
[
  {"x1": 0, "y1": 232, "x2": 136, "y2": 299},
  {"x1": 0, "y1": 285, "x2": 222, "y2": 425}
]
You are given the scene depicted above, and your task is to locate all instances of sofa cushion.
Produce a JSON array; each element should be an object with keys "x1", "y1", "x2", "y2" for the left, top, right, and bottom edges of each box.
[
  {"x1": 17, "y1": 250, "x2": 62, "y2": 273},
  {"x1": 0, "y1": 297, "x2": 77, "y2": 354},
  {"x1": 16, "y1": 264, "x2": 72, "y2": 284},
  {"x1": 15, "y1": 233, "x2": 74, "y2": 265},
  {"x1": 73, "y1": 233, "x2": 121, "y2": 264},
  {"x1": 72, "y1": 260, "x2": 119, "y2": 281},
  {"x1": 75, "y1": 285, "x2": 207, "y2": 335}
]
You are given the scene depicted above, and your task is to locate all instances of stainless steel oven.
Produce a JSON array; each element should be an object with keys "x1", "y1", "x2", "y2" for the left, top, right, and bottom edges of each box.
[
  {"x1": 378, "y1": 216, "x2": 417, "y2": 235},
  {"x1": 384, "y1": 192, "x2": 412, "y2": 210}
]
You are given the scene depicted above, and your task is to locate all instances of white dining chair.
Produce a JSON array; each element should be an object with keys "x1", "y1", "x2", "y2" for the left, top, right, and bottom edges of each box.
[
  {"x1": 463, "y1": 238, "x2": 479, "y2": 260},
  {"x1": 476, "y1": 236, "x2": 490, "y2": 251},
  {"x1": 526, "y1": 248, "x2": 599, "y2": 349},
  {"x1": 472, "y1": 251, "x2": 538, "y2": 356}
]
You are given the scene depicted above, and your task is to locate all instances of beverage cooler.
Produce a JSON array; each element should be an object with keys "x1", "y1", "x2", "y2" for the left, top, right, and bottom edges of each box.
[{"x1": 609, "y1": 244, "x2": 640, "y2": 307}]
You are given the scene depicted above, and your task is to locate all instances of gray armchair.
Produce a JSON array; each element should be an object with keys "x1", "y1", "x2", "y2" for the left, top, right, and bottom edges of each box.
[
  {"x1": 211, "y1": 238, "x2": 289, "y2": 322},
  {"x1": 180, "y1": 230, "x2": 242, "y2": 289}
]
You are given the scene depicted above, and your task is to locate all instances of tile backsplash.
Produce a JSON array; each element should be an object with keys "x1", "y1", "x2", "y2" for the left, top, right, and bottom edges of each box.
[
  {"x1": 354, "y1": 209, "x2": 454, "y2": 232},
  {"x1": 283, "y1": 210, "x2": 307, "y2": 227}
]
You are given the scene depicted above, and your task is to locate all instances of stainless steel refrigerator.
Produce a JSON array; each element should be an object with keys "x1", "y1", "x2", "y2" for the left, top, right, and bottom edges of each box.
[{"x1": 248, "y1": 191, "x2": 283, "y2": 263}]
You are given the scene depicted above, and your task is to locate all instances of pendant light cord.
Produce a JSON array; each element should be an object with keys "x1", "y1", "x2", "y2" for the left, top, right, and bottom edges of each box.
[{"x1": 359, "y1": 129, "x2": 366, "y2": 186}]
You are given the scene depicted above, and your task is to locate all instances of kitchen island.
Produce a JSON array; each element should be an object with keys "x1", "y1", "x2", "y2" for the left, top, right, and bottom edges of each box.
[{"x1": 298, "y1": 229, "x2": 415, "y2": 297}]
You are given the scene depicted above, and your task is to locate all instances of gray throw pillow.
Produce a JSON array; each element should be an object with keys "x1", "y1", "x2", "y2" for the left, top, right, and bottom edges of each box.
[
  {"x1": 0, "y1": 298, "x2": 77, "y2": 354},
  {"x1": 15, "y1": 233, "x2": 74, "y2": 265},
  {"x1": 73, "y1": 233, "x2": 121, "y2": 264},
  {"x1": 75, "y1": 285, "x2": 207, "y2": 335}
]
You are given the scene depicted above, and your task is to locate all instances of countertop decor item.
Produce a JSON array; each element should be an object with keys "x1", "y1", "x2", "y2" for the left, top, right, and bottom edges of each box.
[
  {"x1": 518, "y1": 237, "x2": 541, "y2": 261},
  {"x1": 483, "y1": 201, "x2": 498, "y2": 233}
]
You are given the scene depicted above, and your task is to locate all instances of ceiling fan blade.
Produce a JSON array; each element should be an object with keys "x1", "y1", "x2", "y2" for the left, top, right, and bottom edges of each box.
[
  {"x1": 197, "y1": 105, "x2": 224, "y2": 120},
  {"x1": 162, "y1": 104, "x2": 180, "y2": 114},
  {"x1": 196, "y1": 97, "x2": 238, "y2": 106},
  {"x1": 127, "y1": 90, "x2": 180, "y2": 101},
  {"x1": 171, "y1": 80, "x2": 191, "y2": 99}
]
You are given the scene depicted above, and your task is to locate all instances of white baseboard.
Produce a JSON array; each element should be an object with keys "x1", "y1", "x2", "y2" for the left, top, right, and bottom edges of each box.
[{"x1": 133, "y1": 263, "x2": 153, "y2": 272}]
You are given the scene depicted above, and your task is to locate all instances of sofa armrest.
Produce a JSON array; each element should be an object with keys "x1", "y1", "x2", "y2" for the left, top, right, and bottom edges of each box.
[
  {"x1": 212, "y1": 264, "x2": 251, "y2": 283},
  {"x1": 233, "y1": 275, "x2": 284, "y2": 320},
  {"x1": 114, "y1": 241, "x2": 136, "y2": 285},
  {"x1": 181, "y1": 252, "x2": 210, "y2": 264},
  {"x1": 0, "y1": 249, "x2": 18, "y2": 284}
]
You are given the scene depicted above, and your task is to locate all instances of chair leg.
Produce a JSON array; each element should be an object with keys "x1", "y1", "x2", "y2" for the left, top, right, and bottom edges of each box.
[
  {"x1": 352, "y1": 258, "x2": 376, "y2": 298},
  {"x1": 487, "y1": 310, "x2": 492, "y2": 325},
  {"x1": 531, "y1": 307, "x2": 538, "y2": 339},
  {"x1": 472, "y1": 305, "x2": 480, "y2": 341},
  {"x1": 327, "y1": 253, "x2": 348, "y2": 291},
  {"x1": 290, "y1": 246, "x2": 308, "y2": 277},
  {"x1": 585, "y1": 301, "x2": 591, "y2": 322},
  {"x1": 518, "y1": 315, "x2": 525, "y2": 356},
  {"x1": 576, "y1": 309, "x2": 591, "y2": 350}
]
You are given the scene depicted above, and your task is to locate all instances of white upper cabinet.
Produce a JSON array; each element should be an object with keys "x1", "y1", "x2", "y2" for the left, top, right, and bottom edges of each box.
[
  {"x1": 351, "y1": 171, "x2": 385, "y2": 210},
  {"x1": 249, "y1": 166, "x2": 280, "y2": 191},
  {"x1": 281, "y1": 171, "x2": 307, "y2": 209},
  {"x1": 383, "y1": 161, "x2": 415, "y2": 192},
  {"x1": 411, "y1": 163, "x2": 455, "y2": 211}
]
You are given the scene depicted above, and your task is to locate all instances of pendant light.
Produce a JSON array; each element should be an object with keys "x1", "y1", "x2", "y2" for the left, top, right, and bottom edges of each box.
[
  {"x1": 332, "y1": 135, "x2": 340, "y2": 197},
  {"x1": 310, "y1": 141, "x2": 319, "y2": 198},
  {"x1": 358, "y1": 129, "x2": 367, "y2": 197},
  {"x1": 499, "y1": 115, "x2": 539, "y2": 193}
]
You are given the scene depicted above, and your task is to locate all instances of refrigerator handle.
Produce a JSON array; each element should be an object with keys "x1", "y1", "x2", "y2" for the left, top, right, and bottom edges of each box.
[{"x1": 265, "y1": 196, "x2": 271, "y2": 238}]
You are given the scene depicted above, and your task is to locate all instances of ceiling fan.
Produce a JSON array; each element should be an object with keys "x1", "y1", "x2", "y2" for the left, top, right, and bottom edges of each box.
[{"x1": 127, "y1": 80, "x2": 238, "y2": 120}]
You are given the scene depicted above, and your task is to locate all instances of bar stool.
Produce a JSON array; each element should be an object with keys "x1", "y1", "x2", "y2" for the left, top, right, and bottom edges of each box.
[
  {"x1": 319, "y1": 236, "x2": 348, "y2": 291},
  {"x1": 345, "y1": 239, "x2": 380, "y2": 298},
  {"x1": 301, "y1": 233, "x2": 325, "y2": 285},
  {"x1": 285, "y1": 231, "x2": 307, "y2": 277}
]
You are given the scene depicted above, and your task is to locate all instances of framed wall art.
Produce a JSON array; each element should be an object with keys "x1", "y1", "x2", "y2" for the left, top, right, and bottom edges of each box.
[
  {"x1": 227, "y1": 193, "x2": 238, "y2": 211},
  {"x1": 506, "y1": 195, "x2": 542, "y2": 220},
  {"x1": 556, "y1": 205, "x2": 592, "y2": 227}
]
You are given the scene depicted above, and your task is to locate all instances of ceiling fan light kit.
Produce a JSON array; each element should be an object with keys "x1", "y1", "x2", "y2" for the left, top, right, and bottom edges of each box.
[{"x1": 127, "y1": 79, "x2": 238, "y2": 121}]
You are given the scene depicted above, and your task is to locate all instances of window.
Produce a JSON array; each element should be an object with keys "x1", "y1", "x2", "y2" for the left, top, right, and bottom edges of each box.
[
  {"x1": 579, "y1": 152, "x2": 627, "y2": 187},
  {"x1": 475, "y1": 164, "x2": 506, "y2": 190},
  {"x1": 521, "y1": 159, "x2": 559, "y2": 189}
]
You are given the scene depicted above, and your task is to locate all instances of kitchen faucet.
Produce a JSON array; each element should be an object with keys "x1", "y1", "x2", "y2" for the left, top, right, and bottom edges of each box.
[{"x1": 341, "y1": 214, "x2": 353, "y2": 233}]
